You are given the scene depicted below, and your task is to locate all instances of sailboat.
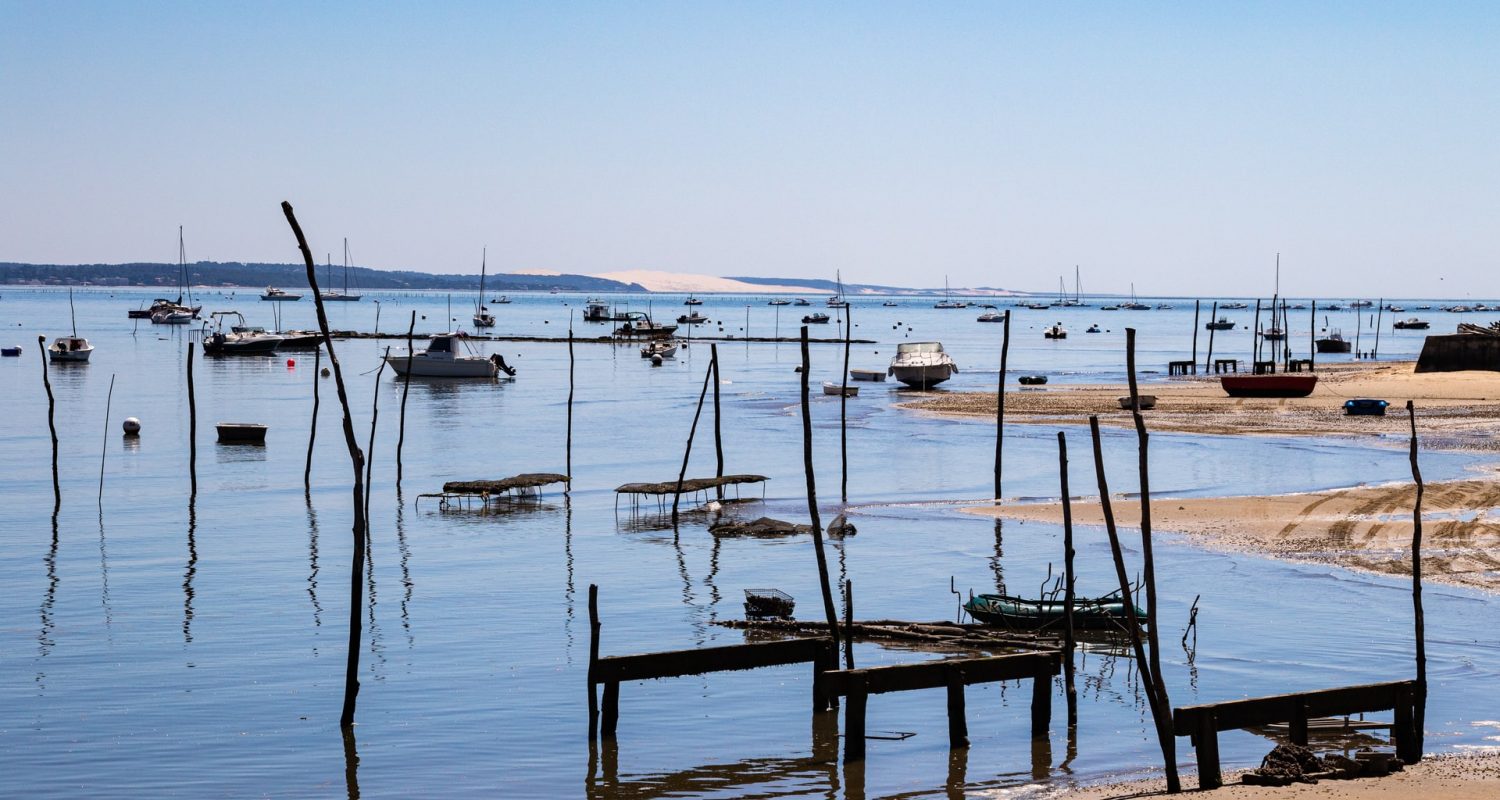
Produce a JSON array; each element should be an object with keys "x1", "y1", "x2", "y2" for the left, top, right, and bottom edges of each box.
[
  {"x1": 827, "y1": 271, "x2": 849, "y2": 308},
  {"x1": 49, "y1": 289, "x2": 94, "y2": 363},
  {"x1": 147, "y1": 227, "x2": 203, "y2": 323},
  {"x1": 933, "y1": 276, "x2": 967, "y2": 309},
  {"x1": 472, "y1": 249, "x2": 496, "y2": 328},
  {"x1": 320, "y1": 239, "x2": 362, "y2": 301},
  {"x1": 1119, "y1": 283, "x2": 1150, "y2": 310}
]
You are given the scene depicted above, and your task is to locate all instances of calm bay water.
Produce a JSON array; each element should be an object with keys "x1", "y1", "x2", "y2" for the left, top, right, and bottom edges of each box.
[{"x1": 2, "y1": 288, "x2": 1498, "y2": 798}]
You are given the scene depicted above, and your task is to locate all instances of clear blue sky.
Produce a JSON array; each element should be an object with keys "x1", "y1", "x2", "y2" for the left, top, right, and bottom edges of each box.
[{"x1": 2, "y1": 2, "x2": 1496, "y2": 295}]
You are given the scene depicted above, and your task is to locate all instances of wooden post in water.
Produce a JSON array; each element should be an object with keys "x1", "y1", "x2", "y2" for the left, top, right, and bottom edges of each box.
[
  {"x1": 98, "y1": 374, "x2": 116, "y2": 504},
  {"x1": 306, "y1": 347, "x2": 322, "y2": 493},
  {"x1": 566, "y1": 323, "x2": 576, "y2": 485},
  {"x1": 1203, "y1": 301, "x2": 1218, "y2": 372},
  {"x1": 364, "y1": 347, "x2": 389, "y2": 531},
  {"x1": 396, "y1": 311, "x2": 415, "y2": 488},
  {"x1": 1125, "y1": 328, "x2": 1179, "y2": 793},
  {"x1": 1374, "y1": 298, "x2": 1384, "y2": 360},
  {"x1": 843, "y1": 579, "x2": 855, "y2": 670},
  {"x1": 1407, "y1": 401, "x2": 1426, "y2": 761},
  {"x1": 1251, "y1": 299, "x2": 1262, "y2": 365},
  {"x1": 1309, "y1": 301, "x2": 1317, "y2": 371},
  {"x1": 587, "y1": 584, "x2": 601, "y2": 737},
  {"x1": 281, "y1": 201, "x2": 368, "y2": 730},
  {"x1": 37, "y1": 336, "x2": 60, "y2": 509},
  {"x1": 187, "y1": 340, "x2": 198, "y2": 497},
  {"x1": 1089, "y1": 415, "x2": 1173, "y2": 788},
  {"x1": 1058, "y1": 431, "x2": 1077, "y2": 728},
  {"x1": 711, "y1": 343, "x2": 723, "y2": 500},
  {"x1": 800, "y1": 326, "x2": 842, "y2": 658},
  {"x1": 1190, "y1": 299, "x2": 1200, "y2": 371},
  {"x1": 840, "y1": 306, "x2": 851, "y2": 503},
  {"x1": 994, "y1": 310, "x2": 1011, "y2": 502},
  {"x1": 670, "y1": 356, "x2": 715, "y2": 525}
]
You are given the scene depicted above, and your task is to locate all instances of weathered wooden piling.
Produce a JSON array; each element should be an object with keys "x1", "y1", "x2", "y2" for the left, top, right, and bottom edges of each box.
[
  {"x1": 98, "y1": 374, "x2": 115, "y2": 503},
  {"x1": 711, "y1": 343, "x2": 723, "y2": 500},
  {"x1": 800, "y1": 326, "x2": 842, "y2": 657},
  {"x1": 1309, "y1": 300, "x2": 1317, "y2": 370},
  {"x1": 994, "y1": 310, "x2": 1011, "y2": 502},
  {"x1": 1089, "y1": 415, "x2": 1171, "y2": 784},
  {"x1": 364, "y1": 347, "x2": 389, "y2": 530},
  {"x1": 1251, "y1": 299, "x2": 1263, "y2": 364},
  {"x1": 187, "y1": 340, "x2": 198, "y2": 497},
  {"x1": 566, "y1": 324, "x2": 575, "y2": 486},
  {"x1": 670, "y1": 356, "x2": 715, "y2": 525},
  {"x1": 306, "y1": 347, "x2": 321, "y2": 493},
  {"x1": 843, "y1": 580, "x2": 855, "y2": 670},
  {"x1": 1407, "y1": 401, "x2": 1426, "y2": 757},
  {"x1": 281, "y1": 200, "x2": 368, "y2": 729},
  {"x1": 1058, "y1": 431, "x2": 1077, "y2": 728},
  {"x1": 840, "y1": 307, "x2": 852, "y2": 503},
  {"x1": 1125, "y1": 329, "x2": 1179, "y2": 792},
  {"x1": 1203, "y1": 301, "x2": 1218, "y2": 372},
  {"x1": 396, "y1": 311, "x2": 414, "y2": 487},
  {"x1": 1374, "y1": 298, "x2": 1384, "y2": 359},
  {"x1": 1190, "y1": 299, "x2": 1200, "y2": 369},
  {"x1": 588, "y1": 584, "x2": 601, "y2": 736},
  {"x1": 36, "y1": 336, "x2": 61, "y2": 508}
]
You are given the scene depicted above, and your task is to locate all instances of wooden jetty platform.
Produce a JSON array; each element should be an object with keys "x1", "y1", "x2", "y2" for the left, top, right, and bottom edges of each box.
[{"x1": 614, "y1": 474, "x2": 766, "y2": 512}]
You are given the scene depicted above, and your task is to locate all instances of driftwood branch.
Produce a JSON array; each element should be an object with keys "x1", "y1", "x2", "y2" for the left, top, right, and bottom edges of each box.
[
  {"x1": 800, "y1": 326, "x2": 841, "y2": 656},
  {"x1": 306, "y1": 347, "x2": 321, "y2": 493},
  {"x1": 396, "y1": 311, "x2": 415, "y2": 488}
]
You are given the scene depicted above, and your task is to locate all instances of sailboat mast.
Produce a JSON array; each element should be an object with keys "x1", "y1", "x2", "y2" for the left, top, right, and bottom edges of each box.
[
  {"x1": 176, "y1": 225, "x2": 186, "y2": 305},
  {"x1": 343, "y1": 238, "x2": 350, "y2": 293},
  {"x1": 69, "y1": 288, "x2": 78, "y2": 337},
  {"x1": 478, "y1": 248, "x2": 486, "y2": 312}
]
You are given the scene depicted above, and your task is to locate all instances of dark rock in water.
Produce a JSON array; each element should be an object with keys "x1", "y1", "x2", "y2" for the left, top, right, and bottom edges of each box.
[
  {"x1": 709, "y1": 517, "x2": 812, "y2": 537},
  {"x1": 827, "y1": 514, "x2": 857, "y2": 537},
  {"x1": 1243, "y1": 743, "x2": 1364, "y2": 786}
]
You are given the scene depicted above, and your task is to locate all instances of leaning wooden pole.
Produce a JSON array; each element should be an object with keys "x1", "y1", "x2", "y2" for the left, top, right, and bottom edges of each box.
[
  {"x1": 711, "y1": 343, "x2": 724, "y2": 500},
  {"x1": 1089, "y1": 416, "x2": 1158, "y2": 693},
  {"x1": 1309, "y1": 300, "x2": 1317, "y2": 371},
  {"x1": 566, "y1": 324, "x2": 576, "y2": 485},
  {"x1": 1126, "y1": 328, "x2": 1179, "y2": 792},
  {"x1": 1203, "y1": 301, "x2": 1218, "y2": 372},
  {"x1": 1407, "y1": 400, "x2": 1426, "y2": 758},
  {"x1": 840, "y1": 306, "x2": 852, "y2": 503},
  {"x1": 364, "y1": 347, "x2": 389, "y2": 532},
  {"x1": 396, "y1": 311, "x2": 415, "y2": 488},
  {"x1": 37, "y1": 336, "x2": 60, "y2": 510},
  {"x1": 670, "y1": 355, "x2": 715, "y2": 525},
  {"x1": 1190, "y1": 299, "x2": 1200, "y2": 371},
  {"x1": 187, "y1": 340, "x2": 198, "y2": 497},
  {"x1": 305, "y1": 347, "x2": 322, "y2": 493},
  {"x1": 994, "y1": 310, "x2": 1011, "y2": 502},
  {"x1": 281, "y1": 201, "x2": 367, "y2": 729},
  {"x1": 1251, "y1": 299, "x2": 1263, "y2": 365},
  {"x1": 800, "y1": 326, "x2": 842, "y2": 655},
  {"x1": 1058, "y1": 430, "x2": 1078, "y2": 728},
  {"x1": 98, "y1": 374, "x2": 116, "y2": 504}
]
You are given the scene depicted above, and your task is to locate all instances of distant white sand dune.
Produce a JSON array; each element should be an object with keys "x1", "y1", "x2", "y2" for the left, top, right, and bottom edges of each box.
[{"x1": 590, "y1": 270, "x2": 813, "y2": 294}]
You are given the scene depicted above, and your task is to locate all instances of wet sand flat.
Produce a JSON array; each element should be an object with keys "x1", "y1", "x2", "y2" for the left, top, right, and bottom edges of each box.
[{"x1": 903, "y1": 362, "x2": 1500, "y2": 446}]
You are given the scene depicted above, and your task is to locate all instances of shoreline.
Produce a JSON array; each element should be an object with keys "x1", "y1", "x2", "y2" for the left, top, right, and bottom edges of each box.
[{"x1": 901, "y1": 361, "x2": 1500, "y2": 449}]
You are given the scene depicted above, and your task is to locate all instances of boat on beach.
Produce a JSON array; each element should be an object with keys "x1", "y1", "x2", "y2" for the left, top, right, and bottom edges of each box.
[
  {"x1": 888, "y1": 341, "x2": 957, "y2": 388},
  {"x1": 849, "y1": 368, "x2": 885, "y2": 382},
  {"x1": 383, "y1": 333, "x2": 501, "y2": 378},
  {"x1": 1220, "y1": 374, "x2": 1318, "y2": 398}
]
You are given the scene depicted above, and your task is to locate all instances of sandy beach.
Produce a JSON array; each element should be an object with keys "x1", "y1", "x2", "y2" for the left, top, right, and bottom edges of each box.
[
  {"x1": 1055, "y1": 751, "x2": 1500, "y2": 798},
  {"x1": 904, "y1": 362, "x2": 1500, "y2": 448}
]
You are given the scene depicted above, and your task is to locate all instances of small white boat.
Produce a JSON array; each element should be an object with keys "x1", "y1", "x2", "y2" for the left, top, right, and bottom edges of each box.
[
  {"x1": 823, "y1": 382, "x2": 858, "y2": 397},
  {"x1": 48, "y1": 336, "x2": 93, "y2": 363},
  {"x1": 977, "y1": 312, "x2": 1004, "y2": 322},
  {"x1": 768, "y1": 299, "x2": 791, "y2": 306},
  {"x1": 849, "y1": 368, "x2": 886, "y2": 382},
  {"x1": 261, "y1": 287, "x2": 303, "y2": 301},
  {"x1": 641, "y1": 341, "x2": 679, "y2": 359},
  {"x1": 472, "y1": 250, "x2": 496, "y2": 328},
  {"x1": 152, "y1": 309, "x2": 195, "y2": 325},
  {"x1": 384, "y1": 333, "x2": 500, "y2": 378},
  {"x1": 202, "y1": 312, "x2": 283, "y2": 355},
  {"x1": 1043, "y1": 323, "x2": 1068, "y2": 339},
  {"x1": 888, "y1": 341, "x2": 957, "y2": 388}
]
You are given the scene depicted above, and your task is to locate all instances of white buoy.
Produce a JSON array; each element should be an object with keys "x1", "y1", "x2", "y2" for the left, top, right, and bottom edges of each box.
[
  {"x1": 122, "y1": 417, "x2": 141, "y2": 435},
  {"x1": 651, "y1": 354, "x2": 664, "y2": 367}
]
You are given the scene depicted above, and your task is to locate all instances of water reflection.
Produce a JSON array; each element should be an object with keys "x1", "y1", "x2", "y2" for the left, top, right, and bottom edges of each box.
[
  {"x1": 564, "y1": 495, "x2": 575, "y2": 654},
  {"x1": 38, "y1": 513, "x2": 60, "y2": 680},
  {"x1": 990, "y1": 518, "x2": 1006, "y2": 593},
  {"x1": 183, "y1": 501, "x2": 198, "y2": 644},
  {"x1": 365, "y1": 523, "x2": 386, "y2": 679},
  {"x1": 97, "y1": 510, "x2": 114, "y2": 639},
  {"x1": 395, "y1": 491, "x2": 414, "y2": 649},
  {"x1": 307, "y1": 498, "x2": 324, "y2": 633},
  {"x1": 586, "y1": 712, "x2": 839, "y2": 799}
]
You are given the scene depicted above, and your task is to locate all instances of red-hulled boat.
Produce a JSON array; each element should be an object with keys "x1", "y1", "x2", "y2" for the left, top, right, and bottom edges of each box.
[{"x1": 1220, "y1": 374, "x2": 1318, "y2": 398}]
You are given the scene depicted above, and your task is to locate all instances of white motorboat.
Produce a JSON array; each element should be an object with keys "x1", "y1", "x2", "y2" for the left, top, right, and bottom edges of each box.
[
  {"x1": 977, "y1": 312, "x2": 1004, "y2": 323},
  {"x1": 152, "y1": 309, "x2": 195, "y2": 325},
  {"x1": 640, "y1": 340, "x2": 679, "y2": 359},
  {"x1": 849, "y1": 368, "x2": 886, "y2": 382},
  {"x1": 48, "y1": 336, "x2": 93, "y2": 363},
  {"x1": 261, "y1": 287, "x2": 303, "y2": 301},
  {"x1": 49, "y1": 290, "x2": 93, "y2": 362},
  {"x1": 823, "y1": 382, "x2": 858, "y2": 397},
  {"x1": 613, "y1": 312, "x2": 677, "y2": 338},
  {"x1": 384, "y1": 333, "x2": 501, "y2": 378},
  {"x1": 888, "y1": 341, "x2": 957, "y2": 388},
  {"x1": 1043, "y1": 323, "x2": 1068, "y2": 339},
  {"x1": 202, "y1": 312, "x2": 283, "y2": 355}
]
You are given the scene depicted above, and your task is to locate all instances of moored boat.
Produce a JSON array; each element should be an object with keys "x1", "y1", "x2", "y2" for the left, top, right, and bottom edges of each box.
[
  {"x1": 822, "y1": 382, "x2": 858, "y2": 397},
  {"x1": 1392, "y1": 318, "x2": 1430, "y2": 330},
  {"x1": 216, "y1": 422, "x2": 268, "y2": 443},
  {"x1": 1043, "y1": 323, "x2": 1067, "y2": 339},
  {"x1": 260, "y1": 287, "x2": 303, "y2": 301},
  {"x1": 1205, "y1": 317, "x2": 1235, "y2": 330},
  {"x1": 1315, "y1": 331, "x2": 1352, "y2": 353},
  {"x1": 964, "y1": 593, "x2": 1146, "y2": 630},
  {"x1": 1220, "y1": 374, "x2": 1318, "y2": 398},
  {"x1": 202, "y1": 312, "x2": 283, "y2": 355},
  {"x1": 48, "y1": 336, "x2": 93, "y2": 363},
  {"x1": 383, "y1": 333, "x2": 501, "y2": 378},
  {"x1": 613, "y1": 312, "x2": 677, "y2": 338},
  {"x1": 802, "y1": 312, "x2": 830, "y2": 324},
  {"x1": 888, "y1": 341, "x2": 957, "y2": 388}
]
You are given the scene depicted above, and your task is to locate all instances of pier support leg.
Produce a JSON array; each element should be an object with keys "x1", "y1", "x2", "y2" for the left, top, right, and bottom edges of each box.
[
  {"x1": 1196, "y1": 711, "x2": 1222, "y2": 790},
  {"x1": 812, "y1": 644, "x2": 833, "y2": 712},
  {"x1": 845, "y1": 679, "x2": 868, "y2": 761},
  {"x1": 1289, "y1": 699, "x2": 1309, "y2": 746},
  {"x1": 1395, "y1": 683, "x2": 1419, "y2": 763},
  {"x1": 1029, "y1": 673, "x2": 1051, "y2": 739},
  {"x1": 601, "y1": 681, "x2": 620, "y2": 740},
  {"x1": 946, "y1": 668, "x2": 968, "y2": 748}
]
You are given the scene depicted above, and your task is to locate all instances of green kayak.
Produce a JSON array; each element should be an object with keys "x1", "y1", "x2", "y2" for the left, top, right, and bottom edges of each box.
[{"x1": 964, "y1": 593, "x2": 1146, "y2": 630}]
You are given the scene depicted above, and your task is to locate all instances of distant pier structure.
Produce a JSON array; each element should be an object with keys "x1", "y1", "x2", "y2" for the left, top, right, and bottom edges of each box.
[{"x1": 1415, "y1": 326, "x2": 1500, "y2": 372}]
